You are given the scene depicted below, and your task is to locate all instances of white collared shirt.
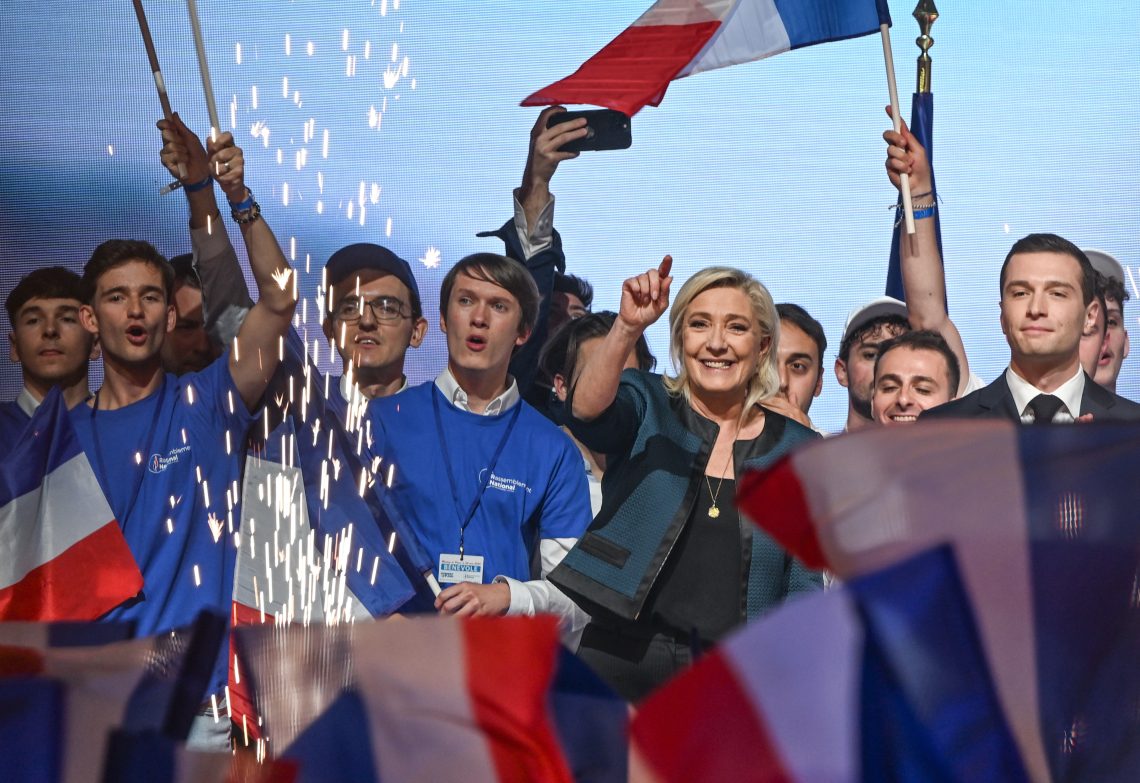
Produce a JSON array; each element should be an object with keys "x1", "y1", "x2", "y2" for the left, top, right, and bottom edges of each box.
[
  {"x1": 16, "y1": 387, "x2": 41, "y2": 417},
  {"x1": 511, "y1": 189, "x2": 555, "y2": 260},
  {"x1": 434, "y1": 368, "x2": 519, "y2": 416},
  {"x1": 1005, "y1": 366, "x2": 1084, "y2": 423},
  {"x1": 339, "y1": 373, "x2": 408, "y2": 404}
]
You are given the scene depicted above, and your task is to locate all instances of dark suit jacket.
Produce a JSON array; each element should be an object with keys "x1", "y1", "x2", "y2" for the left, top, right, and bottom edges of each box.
[{"x1": 922, "y1": 372, "x2": 1140, "y2": 422}]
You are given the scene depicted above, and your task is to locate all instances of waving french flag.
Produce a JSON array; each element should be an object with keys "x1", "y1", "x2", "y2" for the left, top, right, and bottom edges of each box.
[
  {"x1": 236, "y1": 616, "x2": 622, "y2": 783},
  {"x1": 738, "y1": 421, "x2": 1140, "y2": 783},
  {"x1": 523, "y1": 0, "x2": 892, "y2": 116},
  {"x1": 0, "y1": 389, "x2": 142, "y2": 621},
  {"x1": 631, "y1": 547, "x2": 1029, "y2": 782}
]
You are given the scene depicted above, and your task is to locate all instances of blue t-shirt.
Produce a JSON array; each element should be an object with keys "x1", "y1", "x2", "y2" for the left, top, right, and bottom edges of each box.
[
  {"x1": 0, "y1": 400, "x2": 31, "y2": 457},
  {"x1": 70, "y1": 356, "x2": 252, "y2": 691},
  {"x1": 365, "y1": 382, "x2": 591, "y2": 591}
]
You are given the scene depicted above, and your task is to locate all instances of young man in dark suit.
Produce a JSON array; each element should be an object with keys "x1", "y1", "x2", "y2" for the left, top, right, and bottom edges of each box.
[{"x1": 924, "y1": 233, "x2": 1140, "y2": 423}]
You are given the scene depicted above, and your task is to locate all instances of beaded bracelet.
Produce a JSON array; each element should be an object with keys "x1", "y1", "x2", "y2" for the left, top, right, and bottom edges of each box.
[{"x1": 229, "y1": 190, "x2": 261, "y2": 224}]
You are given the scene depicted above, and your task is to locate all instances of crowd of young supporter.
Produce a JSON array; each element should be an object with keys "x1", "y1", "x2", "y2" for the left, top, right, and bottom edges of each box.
[{"x1": 2, "y1": 103, "x2": 1137, "y2": 743}]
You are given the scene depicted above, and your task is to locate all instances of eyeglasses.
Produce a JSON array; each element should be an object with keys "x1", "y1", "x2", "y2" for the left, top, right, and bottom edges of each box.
[{"x1": 333, "y1": 295, "x2": 410, "y2": 322}]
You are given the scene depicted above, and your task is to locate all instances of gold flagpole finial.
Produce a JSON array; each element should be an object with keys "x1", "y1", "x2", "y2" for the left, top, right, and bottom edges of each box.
[{"x1": 914, "y1": 0, "x2": 939, "y2": 93}]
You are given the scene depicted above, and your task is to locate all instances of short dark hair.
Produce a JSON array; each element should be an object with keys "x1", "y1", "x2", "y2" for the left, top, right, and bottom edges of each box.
[
  {"x1": 440, "y1": 253, "x2": 539, "y2": 336},
  {"x1": 553, "y1": 273, "x2": 594, "y2": 311},
  {"x1": 1000, "y1": 233, "x2": 1095, "y2": 306},
  {"x1": 776, "y1": 303, "x2": 827, "y2": 371},
  {"x1": 1103, "y1": 274, "x2": 1130, "y2": 307},
  {"x1": 839, "y1": 314, "x2": 910, "y2": 363},
  {"x1": 874, "y1": 329, "x2": 961, "y2": 396},
  {"x1": 82, "y1": 239, "x2": 174, "y2": 304},
  {"x1": 169, "y1": 253, "x2": 202, "y2": 291},
  {"x1": 5, "y1": 267, "x2": 86, "y2": 323},
  {"x1": 1090, "y1": 270, "x2": 1109, "y2": 333},
  {"x1": 539, "y1": 310, "x2": 656, "y2": 384}
]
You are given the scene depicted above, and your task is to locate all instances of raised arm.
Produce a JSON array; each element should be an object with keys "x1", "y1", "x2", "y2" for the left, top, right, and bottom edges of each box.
[
  {"x1": 571, "y1": 256, "x2": 673, "y2": 421},
  {"x1": 158, "y1": 113, "x2": 253, "y2": 345},
  {"x1": 206, "y1": 133, "x2": 297, "y2": 410},
  {"x1": 883, "y1": 110, "x2": 972, "y2": 394}
]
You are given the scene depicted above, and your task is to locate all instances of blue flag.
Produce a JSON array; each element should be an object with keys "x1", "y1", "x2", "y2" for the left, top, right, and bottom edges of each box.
[
  {"x1": 255, "y1": 329, "x2": 425, "y2": 616},
  {"x1": 886, "y1": 91, "x2": 942, "y2": 300}
]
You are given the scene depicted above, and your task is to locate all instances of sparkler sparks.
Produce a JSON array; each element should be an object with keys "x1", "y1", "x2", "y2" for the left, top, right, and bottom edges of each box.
[
  {"x1": 271, "y1": 266, "x2": 294, "y2": 291},
  {"x1": 208, "y1": 513, "x2": 225, "y2": 543},
  {"x1": 419, "y1": 246, "x2": 441, "y2": 269}
]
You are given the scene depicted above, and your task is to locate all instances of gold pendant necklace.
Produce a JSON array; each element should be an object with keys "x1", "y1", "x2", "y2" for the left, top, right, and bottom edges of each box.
[
  {"x1": 704, "y1": 416, "x2": 742, "y2": 519},
  {"x1": 704, "y1": 455, "x2": 733, "y2": 519},
  {"x1": 705, "y1": 473, "x2": 724, "y2": 518}
]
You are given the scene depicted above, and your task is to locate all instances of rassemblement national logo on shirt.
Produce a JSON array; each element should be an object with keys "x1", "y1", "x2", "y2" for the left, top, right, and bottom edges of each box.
[
  {"x1": 479, "y1": 468, "x2": 532, "y2": 494},
  {"x1": 149, "y1": 445, "x2": 192, "y2": 474}
]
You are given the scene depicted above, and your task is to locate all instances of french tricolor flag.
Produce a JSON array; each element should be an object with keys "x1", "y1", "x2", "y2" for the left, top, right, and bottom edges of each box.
[
  {"x1": 630, "y1": 546, "x2": 1030, "y2": 781},
  {"x1": 523, "y1": 0, "x2": 892, "y2": 116},
  {"x1": 237, "y1": 616, "x2": 613, "y2": 783},
  {"x1": 0, "y1": 389, "x2": 142, "y2": 621},
  {"x1": 737, "y1": 421, "x2": 1140, "y2": 783},
  {"x1": 0, "y1": 613, "x2": 226, "y2": 783}
]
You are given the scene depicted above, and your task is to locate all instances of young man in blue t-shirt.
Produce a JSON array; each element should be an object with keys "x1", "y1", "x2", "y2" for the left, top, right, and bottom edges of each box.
[
  {"x1": 1, "y1": 268, "x2": 99, "y2": 447},
  {"x1": 365, "y1": 252, "x2": 592, "y2": 640},
  {"x1": 70, "y1": 131, "x2": 296, "y2": 744}
]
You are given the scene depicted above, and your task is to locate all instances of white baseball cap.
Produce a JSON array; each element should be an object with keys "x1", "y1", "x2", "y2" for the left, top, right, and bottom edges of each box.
[
  {"x1": 1083, "y1": 248, "x2": 1125, "y2": 285},
  {"x1": 842, "y1": 296, "x2": 908, "y2": 345}
]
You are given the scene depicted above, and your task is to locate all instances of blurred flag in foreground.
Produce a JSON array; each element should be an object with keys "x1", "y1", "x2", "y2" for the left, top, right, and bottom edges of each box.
[
  {"x1": 0, "y1": 388, "x2": 142, "y2": 620},
  {"x1": 524, "y1": 0, "x2": 892, "y2": 116},
  {"x1": 630, "y1": 546, "x2": 1029, "y2": 782},
  {"x1": 738, "y1": 420, "x2": 1140, "y2": 783},
  {"x1": 237, "y1": 615, "x2": 627, "y2": 783},
  {"x1": 0, "y1": 612, "x2": 225, "y2": 783}
]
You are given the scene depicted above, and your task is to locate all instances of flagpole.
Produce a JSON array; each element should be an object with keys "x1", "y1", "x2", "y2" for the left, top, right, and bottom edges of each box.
[
  {"x1": 880, "y1": 24, "x2": 915, "y2": 235},
  {"x1": 185, "y1": 0, "x2": 222, "y2": 142},
  {"x1": 130, "y1": 0, "x2": 187, "y2": 179}
]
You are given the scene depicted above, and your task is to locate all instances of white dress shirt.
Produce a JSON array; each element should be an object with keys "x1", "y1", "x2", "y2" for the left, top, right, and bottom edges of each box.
[
  {"x1": 16, "y1": 387, "x2": 40, "y2": 417},
  {"x1": 511, "y1": 190, "x2": 556, "y2": 260},
  {"x1": 340, "y1": 372, "x2": 408, "y2": 405},
  {"x1": 1005, "y1": 366, "x2": 1084, "y2": 423},
  {"x1": 434, "y1": 369, "x2": 520, "y2": 416}
]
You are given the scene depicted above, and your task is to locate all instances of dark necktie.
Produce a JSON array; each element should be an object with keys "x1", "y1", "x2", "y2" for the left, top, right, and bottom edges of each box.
[{"x1": 1028, "y1": 393, "x2": 1064, "y2": 423}]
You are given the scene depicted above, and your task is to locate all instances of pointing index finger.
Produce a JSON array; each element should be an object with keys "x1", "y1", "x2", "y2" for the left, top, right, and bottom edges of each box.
[{"x1": 658, "y1": 255, "x2": 673, "y2": 280}]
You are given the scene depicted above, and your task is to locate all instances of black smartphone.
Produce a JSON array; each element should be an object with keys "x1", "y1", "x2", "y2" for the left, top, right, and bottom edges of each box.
[{"x1": 546, "y1": 109, "x2": 632, "y2": 153}]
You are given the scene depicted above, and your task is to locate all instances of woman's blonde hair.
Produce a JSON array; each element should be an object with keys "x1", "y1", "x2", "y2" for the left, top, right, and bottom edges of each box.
[{"x1": 663, "y1": 266, "x2": 781, "y2": 413}]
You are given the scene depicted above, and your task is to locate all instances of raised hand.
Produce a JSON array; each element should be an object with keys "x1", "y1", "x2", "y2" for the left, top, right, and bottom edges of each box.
[
  {"x1": 522, "y1": 106, "x2": 589, "y2": 192},
  {"x1": 206, "y1": 131, "x2": 246, "y2": 202},
  {"x1": 157, "y1": 112, "x2": 209, "y2": 184},
  {"x1": 882, "y1": 105, "x2": 932, "y2": 196},
  {"x1": 619, "y1": 255, "x2": 674, "y2": 333}
]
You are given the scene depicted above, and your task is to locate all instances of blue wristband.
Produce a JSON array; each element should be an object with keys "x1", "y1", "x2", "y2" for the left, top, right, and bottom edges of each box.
[
  {"x1": 228, "y1": 193, "x2": 255, "y2": 212},
  {"x1": 183, "y1": 177, "x2": 212, "y2": 193},
  {"x1": 912, "y1": 206, "x2": 936, "y2": 220}
]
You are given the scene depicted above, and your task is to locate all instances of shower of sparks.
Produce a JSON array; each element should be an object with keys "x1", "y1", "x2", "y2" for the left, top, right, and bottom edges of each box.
[
  {"x1": 271, "y1": 267, "x2": 294, "y2": 291},
  {"x1": 419, "y1": 246, "x2": 441, "y2": 269},
  {"x1": 208, "y1": 513, "x2": 225, "y2": 543}
]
